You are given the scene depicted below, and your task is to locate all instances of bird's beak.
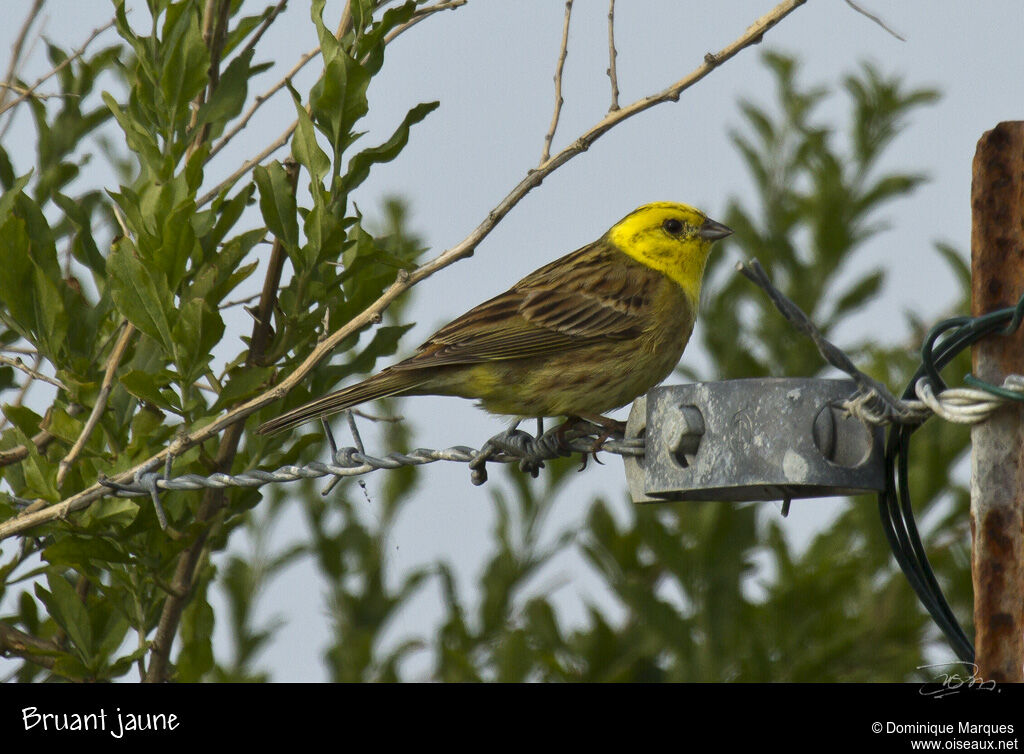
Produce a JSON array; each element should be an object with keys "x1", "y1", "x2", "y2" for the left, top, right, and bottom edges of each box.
[{"x1": 698, "y1": 218, "x2": 733, "y2": 241}]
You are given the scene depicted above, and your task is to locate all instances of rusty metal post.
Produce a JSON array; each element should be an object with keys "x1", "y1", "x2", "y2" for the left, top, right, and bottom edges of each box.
[{"x1": 970, "y1": 121, "x2": 1024, "y2": 683}]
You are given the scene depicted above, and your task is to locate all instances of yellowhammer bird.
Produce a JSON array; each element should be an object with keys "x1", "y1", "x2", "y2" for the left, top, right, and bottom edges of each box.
[{"x1": 257, "y1": 202, "x2": 731, "y2": 436}]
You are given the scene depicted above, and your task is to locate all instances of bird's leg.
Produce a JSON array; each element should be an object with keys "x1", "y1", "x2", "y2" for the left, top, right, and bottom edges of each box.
[
  {"x1": 577, "y1": 413, "x2": 627, "y2": 437},
  {"x1": 552, "y1": 416, "x2": 585, "y2": 450},
  {"x1": 575, "y1": 413, "x2": 627, "y2": 470}
]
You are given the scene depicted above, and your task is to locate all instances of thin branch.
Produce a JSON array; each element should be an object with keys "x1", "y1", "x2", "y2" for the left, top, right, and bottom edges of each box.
[
  {"x1": 238, "y1": 0, "x2": 289, "y2": 61},
  {"x1": 383, "y1": 0, "x2": 467, "y2": 44},
  {"x1": 541, "y1": 0, "x2": 573, "y2": 165},
  {"x1": 0, "y1": 0, "x2": 808, "y2": 544},
  {"x1": 606, "y1": 0, "x2": 619, "y2": 111},
  {"x1": 219, "y1": 292, "x2": 262, "y2": 310},
  {"x1": 206, "y1": 44, "x2": 320, "y2": 163},
  {"x1": 0, "y1": 83, "x2": 80, "y2": 102},
  {"x1": 0, "y1": 17, "x2": 116, "y2": 119},
  {"x1": 844, "y1": 0, "x2": 905, "y2": 41},
  {"x1": 55, "y1": 322, "x2": 135, "y2": 488},
  {"x1": 0, "y1": 622, "x2": 61, "y2": 671},
  {"x1": 0, "y1": 354, "x2": 66, "y2": 392},
  {"x1": 186, "y1": 0, "x2": 232, "y2": 159},
  {"x1": 0, "y1": 354, "x2": 43, "y2": 432},
  {"x1": 201, "y1": 0, "x2": 469, "y2": 202},
  {"x1": 0, "y1": 428, "x2": 55, "y2": 468},
  {"x1": 143, "y1": 159, "x2": 298, "y2": 684},
  {"x1": 0, "y1": 0, "x2": 45, "y2": 112}
]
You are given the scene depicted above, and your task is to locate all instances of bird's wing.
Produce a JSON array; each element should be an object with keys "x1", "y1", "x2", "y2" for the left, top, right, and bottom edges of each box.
[{"x1": 393, "y1": 249, "x2": 657, "y2": 370}]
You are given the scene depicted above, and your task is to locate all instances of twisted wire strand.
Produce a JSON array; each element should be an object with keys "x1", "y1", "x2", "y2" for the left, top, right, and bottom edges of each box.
[
  {"x1": 842, "y1": 374, "x2": 1024, "y2": 427},
  {"x1": 737, "y1": 259, "x2": 1024, "y2": 429},
  {"x1": 95, "y1": 431, "x2": 644, "y2": 509},
  {"x1": 67, "y1": 260, "x2": 1022, "y2": 530}
]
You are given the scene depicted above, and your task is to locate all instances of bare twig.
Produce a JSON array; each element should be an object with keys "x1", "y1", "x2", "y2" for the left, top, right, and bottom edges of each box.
[
  {"x1": 0, "y1": 84, "x2": 80, "y2": 102},
  {"x1": 238, "y1": 0, "x2": 289, "y2": 60},
  {"x1": 541, "y1": 0, "x2": 573, "y2": 165},
  {"x1": 0, "y1": 0, "x2": 45, "y2": 112},
  {"x1": 202, "y1": 0, "x2": 468, "y2": 200},
  {"x1": 383, "y1": 0, "x2": 467, "y2": 44},
  {"x1": 607, "y1": 0, "x2": 619, "y2": 111},
  {"x1": 0, "y1": 18, "x2": 116, "y2": 119},
  {"x1": 56, "y1": 322, "x2": 135, "y2": 488},
  {"x1": 0, "y1": 0, "x2": 808, "y2": 543},
  {"x1": 0, "y1": 429, "x2": 55, "y2": 468},
  {"x1": 219, "y1": 292, "x2": 263, "y2": 310},
  {"x1": 143, "y1": 159, "x2": 298, "y2": 684},
  {"x1": 351, "y1": 408, "x2": 404, "y2": 423},
  {"x1": 0, "y1": 355, "x2": 66, "y2": 392},
  {"x1": 206, "y1": 44, "x2": 320, "y2": 163},
  {"x1": 844, "y1": 0, "x2": 905, "y2": 41},
  {"x1": 0, "y1": 622, "x2": 61, "y2": 671},
  {"x1": 0, "y1": 354, "x2": 44, "y2": 431},
  {"x1": 186, "y1": 0, "x2": 232, "y2": 159}
]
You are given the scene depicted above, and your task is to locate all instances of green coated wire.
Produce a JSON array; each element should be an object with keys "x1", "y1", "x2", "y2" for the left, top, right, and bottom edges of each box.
[
  {"x1": 962, "y1": 374, "x2": 1024, "y2": 402},
  {"x1": 883, "y1": 289, "x2": 1024, "y2": 665}
]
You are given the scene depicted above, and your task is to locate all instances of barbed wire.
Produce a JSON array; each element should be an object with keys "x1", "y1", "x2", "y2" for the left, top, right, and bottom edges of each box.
[
  {"x1": 79, "y1": 419, "x2": 643, "y2": 529},
  {"x1": 9, "y1": 257, "x2": 1018, "y2": 540},
  {"x1": 35, "y1": 258, "x2": 1012, "y2": 532},
  {"x1": 73, "y1": 370, "x2": 1021, "y2": 533}
]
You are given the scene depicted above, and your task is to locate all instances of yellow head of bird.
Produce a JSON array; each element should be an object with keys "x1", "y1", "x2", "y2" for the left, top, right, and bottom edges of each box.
[{"x1": 607, "y1": 201, "x2": 732, "y2": 302}]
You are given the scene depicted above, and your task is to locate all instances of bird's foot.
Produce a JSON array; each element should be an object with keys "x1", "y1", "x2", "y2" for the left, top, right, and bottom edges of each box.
[{"x1": 552, "y1": 415, "x2": 625, "y2": 471}]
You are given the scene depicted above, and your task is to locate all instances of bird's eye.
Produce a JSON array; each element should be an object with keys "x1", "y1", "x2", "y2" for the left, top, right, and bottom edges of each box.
[{"x1": 663, "y1": 218, "x2": 684, "y2": 235}]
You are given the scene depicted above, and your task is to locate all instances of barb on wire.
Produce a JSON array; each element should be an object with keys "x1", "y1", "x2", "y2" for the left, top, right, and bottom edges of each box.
[{"x1": 97, "y1": 421, "x2": 644, "y2": 512}]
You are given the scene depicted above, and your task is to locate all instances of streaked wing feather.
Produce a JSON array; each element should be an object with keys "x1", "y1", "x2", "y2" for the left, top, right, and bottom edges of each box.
[{"x1": 393, "y1": 248, "x2": 655, "y2": 371}]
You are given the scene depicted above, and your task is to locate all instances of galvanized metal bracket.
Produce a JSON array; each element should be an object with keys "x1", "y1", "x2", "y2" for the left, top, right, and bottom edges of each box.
[{"x1": 623, "y1": 378, "x2": 885, "y2": 504}]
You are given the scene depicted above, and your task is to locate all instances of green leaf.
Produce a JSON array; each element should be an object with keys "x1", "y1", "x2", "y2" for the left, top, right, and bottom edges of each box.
[
  {"x1": 78, "y1": 497, "x2": 140, "y2": 529},
  {"x1": 36, "y1": 575, "x2": 93, "y2": 664},
  {"x1": 934, "y1": 242, "x2": 970, "y2": 293},
  {"x1": 343, "y1": 102, "x2": 439, "y2": 193},
  {"x1": 43, "y1": 537, "x2": 130, "y2": 569},
  {"x1": 0, "y1": 215, "x2": 39, "y2": 340},
  {"x1": 313, "y1": 54, "x2": 371, "y2": 152},
  {"x1": 254, "y1": 162, "x2": 299, "y2": 255},
  {"x1": 120, "y1": 369, "x2": 175, "y2": 411},
  {"x1": 0, "y1": 203, "x2": 67, "y2": 358},
  {"x1": 213, "y1": 365, "x2": 274, "y2": 411},
  {"x1": 158, "y1": 2, "x2": 210, "y2": 136},
  {"x1": 0, "y1": 171, "x2": 33, "y2": 223},
  {"x1": 290, "y1": 87, "x2": 331, "y2": 189},
  {"x1": 178, "y1": 570, "x2": 215, "y2": 681},
  {"x1": 172, "y1": 297, "x2": 225, "y2": 382},
  {"x1": 3, "y1": 422, "x2": 59, "y2": 501},
  {"x1": 102, "y1": 92, "x2": 162, "y2": 173},
  {"x1": 107, "y1": 238, "x2": 175, "y2": 354},
  {"x1": 310, "y1": 0, "x2": 342, "y2": 65},
  {"x1": 195, "y1": 49, "x2": 256, "y2": 131}
]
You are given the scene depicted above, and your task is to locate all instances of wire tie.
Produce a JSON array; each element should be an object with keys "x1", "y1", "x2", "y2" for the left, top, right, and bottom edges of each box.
[
  {"x1": 962, "y1": 374, "x2": 1024, "y2": 403},
  {"x1": 136, "y1": 470, "x2": 168, "y2": 530}
]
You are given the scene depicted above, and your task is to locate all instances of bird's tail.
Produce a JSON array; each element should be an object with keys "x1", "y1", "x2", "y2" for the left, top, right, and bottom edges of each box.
[{"x1": 256, "y1": 369, "x2": 416, "y2": 435}]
